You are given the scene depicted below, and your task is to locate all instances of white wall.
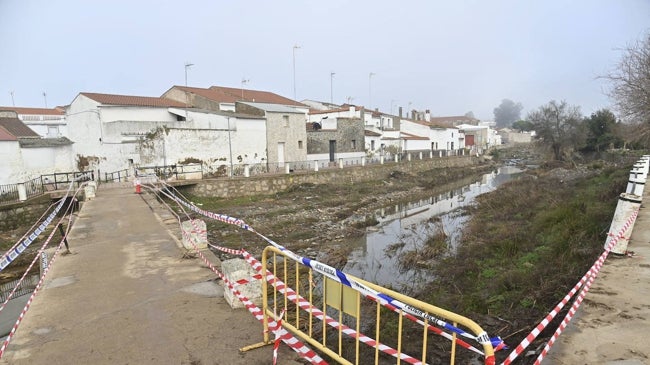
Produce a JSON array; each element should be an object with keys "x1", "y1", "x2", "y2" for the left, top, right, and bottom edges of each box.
[
  {"x1": 21, "y1": 145, "x2": 75, "y2": 176},
  {"x1": 0, "y1": 141, "x2": 23, "y2": 184}
]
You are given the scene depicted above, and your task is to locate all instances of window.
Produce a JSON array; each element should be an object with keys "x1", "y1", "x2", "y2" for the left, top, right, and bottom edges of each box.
[
  {"x1": 351, "y1": 139, "x2": 357, "y2": 149},
  {"x1": 177, "y1": 115, "x2": 186, "y2": 121},
  {"x1": 298, "y1": 140, "x2": 303, "y2": 149},
  {"x1": 451, "y1": 132, "x2": 454, "y2": 137},
  {"x1": 283, "y1": 115, "x2": 289, "y2": 127},
  {"x1": 47, "y1": 126, "x2": 59, "y2": 138},
  {"x1": 371, "y1": 140, "x2": 375, "y2": 150}
]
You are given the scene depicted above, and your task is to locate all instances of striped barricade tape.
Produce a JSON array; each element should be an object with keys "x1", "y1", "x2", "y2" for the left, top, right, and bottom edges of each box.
[
  {"x1": 0, "y1": 199, "x2": 65, "y2": 273},
  {"x1": 207, "y1": 243, "x2": 244, "y2": 256},
  {"x1": 0, "y1": 220, "x2": 72, "y2": 359},
  {"x1": 179, "y1": 219, "x2": 327, "y2": 365},
  {"x1": 165, "y1": 187, "x2": 502, "y2": 359},
  {"x1": 272, "y1": 309, "x2": 285, "y2": 365},
  {"x1": 243, "y1": 252, "x2": 483, "y2": 363},
  {"x1": 502, "y1": 208, "x2": 639, "y2": 364},
  {"x1": 241, "y1": 251, "x2": 434, "y2": 364},
  {"x1": 252, "y1": 231, "x2": 501, "y2": 350}
]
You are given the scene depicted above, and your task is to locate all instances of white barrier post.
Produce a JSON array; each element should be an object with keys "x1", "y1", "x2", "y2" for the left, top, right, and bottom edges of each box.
[
  {"x1": 244, "y1": 165, "x2": 250, "y2": 178},
  {"x1": 339, "y1": 158, "x2": 344, "y2": 169},
  {"x1": 605, "y1": 193, "x2": 642, "y2": 255},
  {"x1": 430, "y1": 151, "x2": 434, "y2": 159},
  {"x1": 314, "y1": 160, "x2": 319, "y2": 172},
  {"x1": 17, "y1": 183, "x2": 27, "y2": 201},
  {"x1": 394, "y1": 155, "x2": 399, "y2": 163},
  {"x1": 380, "y1": 155, "x2": 384, "y2": 164},
  {"x1": 285, "y1": 163, "x2": 291, "y2": 174},
  {"x1": 407, "y1": 153, "x2": 412, "y2": 161},
  {"x1": 361, "y1": 157, "x2": 366, "y2": 166}
]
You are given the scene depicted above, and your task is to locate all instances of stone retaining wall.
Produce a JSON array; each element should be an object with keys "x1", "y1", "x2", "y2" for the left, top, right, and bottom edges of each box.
[
  {"x1": 187, "y1": 156, "x2": 479, "y2": 198},
  {"x1": 0, "y1": 195, "x2": 53, "y2": 231}
]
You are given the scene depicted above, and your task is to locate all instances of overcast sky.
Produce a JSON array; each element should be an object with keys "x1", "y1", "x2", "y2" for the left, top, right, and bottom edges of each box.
[{"x1": 0, "y1": 1, "x2": 648, "y2": 120}]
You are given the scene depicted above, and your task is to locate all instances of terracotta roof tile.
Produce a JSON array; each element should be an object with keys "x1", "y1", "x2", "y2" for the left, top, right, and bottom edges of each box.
[
  {"x1": 0, "y1": 117, "x2": 40, "y2": 138},
  {"x1": 0, "y1": 126, "x2": 18, "y2": 141},
  {"x1": 0, "y1": 106, "x2": 64, "y2": 115},
  {"x1": 208, "y1": 85, "x2": 306, "y2": 106},
  {"x1": 80, "y1": 92, "x2": 186, "y2": 108}
]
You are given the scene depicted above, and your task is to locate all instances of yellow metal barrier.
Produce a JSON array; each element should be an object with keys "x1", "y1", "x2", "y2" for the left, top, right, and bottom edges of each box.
[{"x1": 258, "y1": 245, "x2": 495, "y2": 365}]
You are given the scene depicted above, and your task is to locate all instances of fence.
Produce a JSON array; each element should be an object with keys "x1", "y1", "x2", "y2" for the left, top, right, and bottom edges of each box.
[
  {"x1": 0, "y1": 171, "x2": 93, "y2": 205},
  {"x1": 257, "y1": 245, "x2": 496, "y2": 365},
  {"x1": 0, "y1": 275, "x2": 39, "y2": 302},
  {"x1": 136, "y1": 163, "x2": 203, "y2": 180},
  {"x1": 103, "y1": 169, "x2": 130, "y2": 183}
]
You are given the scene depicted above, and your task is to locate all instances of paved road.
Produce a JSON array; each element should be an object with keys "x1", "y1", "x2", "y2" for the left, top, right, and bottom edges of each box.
[
  {"x1": 545, "y1": 188, "x2": 650, "y2": 364},
  {"x1": 0, "y1": 186, "x2": 300, "y2": 365}
]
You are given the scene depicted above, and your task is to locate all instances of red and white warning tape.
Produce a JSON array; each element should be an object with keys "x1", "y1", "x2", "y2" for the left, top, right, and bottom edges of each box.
[
  {"x1": 502, "y1": 208, "x2": 639, "y2": 365},
  {"x1": 180, "y1": 216, "x2": 328, "y2": 365}
]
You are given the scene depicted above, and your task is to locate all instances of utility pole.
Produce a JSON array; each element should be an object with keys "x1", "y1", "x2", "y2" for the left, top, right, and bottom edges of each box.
[
  {"x1": 330, "y1": 72, "x2": 335, "y2": 104},
  {"x1": 292, "y1": 45, "x2": 301, "y2": 101},
  {"x1": 369, "y1": 72, "x2": 375, "y2": 109}
]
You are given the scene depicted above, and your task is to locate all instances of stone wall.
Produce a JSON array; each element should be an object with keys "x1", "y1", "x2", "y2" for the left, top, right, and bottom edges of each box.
[
  {"x1": 0, "y1": 195, "x2": 53, "y2": 231},
  {"x1": 187, "y1": 155, "x2": 479, "y2": 198}
]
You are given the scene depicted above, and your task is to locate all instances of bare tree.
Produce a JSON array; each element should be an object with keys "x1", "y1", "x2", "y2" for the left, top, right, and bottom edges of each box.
[
  {"x1": 602, "y1": 32, "x2": 650, "y2": 136},
  {"x1": 528, "y1": 100, "x2": 583, "y2": 161}
]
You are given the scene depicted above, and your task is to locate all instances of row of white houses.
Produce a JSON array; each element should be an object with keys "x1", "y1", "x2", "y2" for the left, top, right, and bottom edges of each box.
[{"x1": 0, "y1": 85, "x2": 502, "y2": 185}]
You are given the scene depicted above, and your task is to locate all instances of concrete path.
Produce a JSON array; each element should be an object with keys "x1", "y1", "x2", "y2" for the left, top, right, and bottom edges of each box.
[
  {"x1": 545, "y1": 188, "x2": 650, "y2": 364},
  {"x1": 0, "y1": 186, "x2": 300, "y2": 365}
]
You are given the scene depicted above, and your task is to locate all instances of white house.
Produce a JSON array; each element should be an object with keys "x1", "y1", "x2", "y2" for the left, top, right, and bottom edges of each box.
[
  {"x1": 66, "y1": 92, "x2": 268, "y2": 176},
  {"x1": 400, "y1": 119, "x2": 463, "y2": 154},
  {"x1": 0, "y1": 112, "x2": 74, "y2": 184},
  {"x1": 0, "y1": 106, "x2": 67, "y2": 138}
]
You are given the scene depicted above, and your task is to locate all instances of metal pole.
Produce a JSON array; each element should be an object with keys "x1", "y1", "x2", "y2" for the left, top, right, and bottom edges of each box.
[
  {"x1": 330, "y1": 72, "x2": 335, "y2": 104},
  {"x1": 292, "y1": 45, "x2": 300, "y2": 100},
  {"x1": 369, "y1": 72, "x2": 375, "y2": 109},
  {"x1": 227, "y1": 117, "x2": 233, "y2": 177}
]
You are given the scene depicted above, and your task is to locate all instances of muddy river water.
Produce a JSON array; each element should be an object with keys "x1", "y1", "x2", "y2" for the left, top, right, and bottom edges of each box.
[{"x1": 341, "y1": 166, "x2": 523, "y2": 292}]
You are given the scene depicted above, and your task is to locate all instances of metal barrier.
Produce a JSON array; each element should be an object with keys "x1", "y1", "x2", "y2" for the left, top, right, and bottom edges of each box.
[
  {"x1": 103, "y1": 169, "x2": 130, "y2": 182},
  {"x1": 137, "y1": 163, "x2": 203, "y2": 180},
  {"x1": 258, "y1": 245, "x2": 495, "y2": 365},
  {"x1": 42, "y1": 171, "x2": 94, "y2": 191}
]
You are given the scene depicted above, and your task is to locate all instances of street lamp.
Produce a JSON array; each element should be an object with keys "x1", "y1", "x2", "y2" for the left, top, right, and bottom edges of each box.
[
  {"x1": 369, "y1": 72, "x2": 375, "y2": 109},
  {"x1": 184, "y1": 62, "x2": 194, "y2": 121},
  {"x1": 330, "y1": 72, "x2": 335, "y2": 104},
  {"x1": 241, "y1": 78, "x2": 250, "y2": 100},
  {"x1": 292, "y1": 45, "x2": 301, "y2": 100}
]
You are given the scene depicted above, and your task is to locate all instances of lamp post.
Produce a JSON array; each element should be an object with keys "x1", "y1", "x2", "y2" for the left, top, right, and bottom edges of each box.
[
  {"x1": 292, "y1": 45, "x2": 301, "y2": 100},
  {"x1": 184, "y1": 62, "x2": 194, "y2": 121},
  {"x1": 330, "y1": 72, "x2": 335, "y2": 104},
  {"x1": 241, "y1": 78, "x2": 250, "y2": 100},
  {"x1": 369, "y1": 72, "x2": 375, "y2": 109}
]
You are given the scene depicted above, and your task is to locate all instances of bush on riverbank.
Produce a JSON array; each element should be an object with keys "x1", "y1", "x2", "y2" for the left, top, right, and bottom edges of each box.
[{"x1": 424, "y1": 162, "x2": 631, "y2": 356}]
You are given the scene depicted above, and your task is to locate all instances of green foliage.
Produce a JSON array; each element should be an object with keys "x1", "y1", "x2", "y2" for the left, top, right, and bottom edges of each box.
[
  {"x1": 582, "y1": 109, "x2": 623, "y2": 152},
  {"x1": 511, "y1": 119, "x2": 533, "y2": 131},
  {"x1": 427, "y1": 165, "x2": 630, "y2": 320}
]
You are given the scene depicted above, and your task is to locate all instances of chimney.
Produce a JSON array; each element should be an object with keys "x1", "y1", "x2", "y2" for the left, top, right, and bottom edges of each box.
[
  {"x1": 425, "y1": 109, "x2": 431, "y2": 122},
  {"x1": 411, "y1": 110, "x2": 415, "y2": 120},
  {"x1": 399, "y1": 106, "x2": 403, "y2": 118},
  {"x1": 349, "y1": 105, "x2": 355, "y2": 115}
]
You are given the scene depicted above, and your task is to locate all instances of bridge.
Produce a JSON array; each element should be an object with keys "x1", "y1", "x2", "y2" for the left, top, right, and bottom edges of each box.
[{"x1": 0, "y1": 159, "x2": 649, "y2": 364}]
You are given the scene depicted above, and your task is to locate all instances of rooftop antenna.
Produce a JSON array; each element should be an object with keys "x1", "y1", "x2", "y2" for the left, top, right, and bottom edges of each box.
[
  {"x1": 10, "y1": 91, "x2": 15, "y2": 107},
  {"x1": 241, "y1": 78, "x2": 250, "y2": 100},
  {"x1": 43, "y1": 92, "x2": 48, "y2": 108}
]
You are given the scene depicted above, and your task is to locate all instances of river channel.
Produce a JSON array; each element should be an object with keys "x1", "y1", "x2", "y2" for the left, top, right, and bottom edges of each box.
[{"x1": 341, "y1": 166, "x2": 523, "y2": 293}]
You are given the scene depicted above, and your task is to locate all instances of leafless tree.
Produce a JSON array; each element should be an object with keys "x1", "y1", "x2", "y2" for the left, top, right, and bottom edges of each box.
[
  {"x1": 528, "y1": 100, "x2": 583, "y2": 161},
  {"x1": 602, "y1": 32, "x2": 650, "y2": 141}
]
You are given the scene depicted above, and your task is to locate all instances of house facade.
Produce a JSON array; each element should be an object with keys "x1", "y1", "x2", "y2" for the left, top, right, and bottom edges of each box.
[
  {"x1": 235, "y1": 102, "x2": 307, "y2": 165},
  {"x1": 0, "y1": 106, "x2": 67, "y2": 138},
  {"x1": 306, "y1": 117, "x2": 365, "y2": 162},
  {"x1": 0, "y1": 111, "x2": 74, "y2": 184}
]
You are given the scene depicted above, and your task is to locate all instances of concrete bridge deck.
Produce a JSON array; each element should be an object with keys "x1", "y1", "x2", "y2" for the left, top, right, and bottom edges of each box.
[{"x1": 0, "y1": 186, "x2": 297, "y2": 365}]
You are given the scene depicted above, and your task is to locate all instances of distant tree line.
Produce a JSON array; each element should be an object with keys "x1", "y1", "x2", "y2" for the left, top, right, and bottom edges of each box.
[{"x1": 494, "y1": 31, "x2": 649, "y2": 161}]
